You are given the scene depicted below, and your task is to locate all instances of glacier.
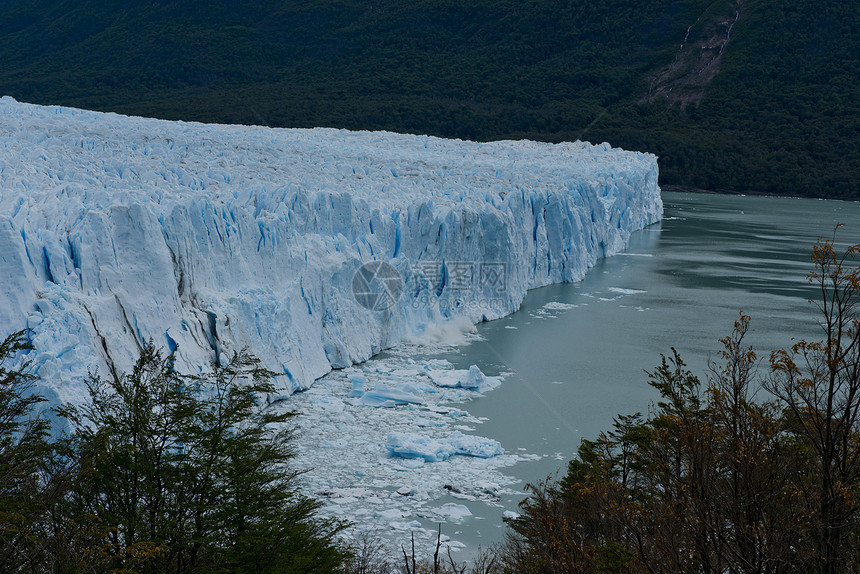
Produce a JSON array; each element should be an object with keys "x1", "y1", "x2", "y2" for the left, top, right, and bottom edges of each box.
[{"x1": 0, "y1": 96, "x2": 662, "y2": 406}]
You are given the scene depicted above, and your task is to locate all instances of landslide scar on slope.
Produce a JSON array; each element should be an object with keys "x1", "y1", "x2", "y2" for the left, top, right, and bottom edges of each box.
[{"x1": 644, "y1": 0, "x2": 743, "y2": 109}]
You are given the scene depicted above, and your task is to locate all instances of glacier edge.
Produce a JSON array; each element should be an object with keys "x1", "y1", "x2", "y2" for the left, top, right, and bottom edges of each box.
[{"x1": 0, "y1": 97, "x2": 662, "y2": 405}]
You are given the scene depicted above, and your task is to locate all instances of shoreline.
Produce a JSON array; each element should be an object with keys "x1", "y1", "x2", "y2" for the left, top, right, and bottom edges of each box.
[{"x1": 660, "y1": 184, "x2": 859, "y2": 203}]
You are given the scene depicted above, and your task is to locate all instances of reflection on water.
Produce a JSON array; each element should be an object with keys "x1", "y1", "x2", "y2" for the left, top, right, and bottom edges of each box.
[{"x1": 435, "y1": 191, "x2": 860, "y2": 552}]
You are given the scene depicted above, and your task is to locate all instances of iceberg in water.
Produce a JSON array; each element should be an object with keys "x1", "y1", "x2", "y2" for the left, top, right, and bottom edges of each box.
[
  {"x1": 386, "y1": 431, "x2": 504, "y2": 462},
  {"x1": 359, "y1": 384, "x2": 425, "y2": 407},
  {"x1": 427, "y1": 364, "x2": 501, "y2": 392},
  {"x1": 347, "y1": 373, "x2": 366, "y2": 398},
  {"x1": 432, "y1": 503, "x2": 473, "y2": 522},
  {"x1": 0, "y1": 97, "x2": 662, "y2": 406}
]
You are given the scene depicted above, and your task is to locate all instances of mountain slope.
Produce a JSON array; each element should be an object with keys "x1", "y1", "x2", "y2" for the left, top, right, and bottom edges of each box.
[{"x1": 1, "y1": 0, "x2": 857, "y2": 198}]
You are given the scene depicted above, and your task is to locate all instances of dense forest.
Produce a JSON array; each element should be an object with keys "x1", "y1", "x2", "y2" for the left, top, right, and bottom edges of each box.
[{"x1": 1, "y1": 0, "x2": 858, "y2": 199}]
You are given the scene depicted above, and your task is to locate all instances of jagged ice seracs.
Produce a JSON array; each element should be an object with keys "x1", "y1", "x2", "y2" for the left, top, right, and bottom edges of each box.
[{"x1": 0, "y1": 96, "x2": 662, "y2": 407}]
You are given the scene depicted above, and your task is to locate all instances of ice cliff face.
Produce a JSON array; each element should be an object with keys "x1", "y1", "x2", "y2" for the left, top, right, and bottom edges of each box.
[{"x1": 0, "y1": 97, "x2": 662, "y2": 404}]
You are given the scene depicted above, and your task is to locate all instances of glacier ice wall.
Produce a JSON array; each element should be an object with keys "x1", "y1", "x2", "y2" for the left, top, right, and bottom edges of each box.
[{"x1": 0, "y1": 97, "x2": 662, "y2": 404}]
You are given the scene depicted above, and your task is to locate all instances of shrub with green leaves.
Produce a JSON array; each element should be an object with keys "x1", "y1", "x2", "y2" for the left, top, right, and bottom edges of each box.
[
  {"x1": 56, "y1": 345, "x2": 347, "y2": 573},
  {"x1": 0, "y1": 330, "x2": 54, "y2": 571}
]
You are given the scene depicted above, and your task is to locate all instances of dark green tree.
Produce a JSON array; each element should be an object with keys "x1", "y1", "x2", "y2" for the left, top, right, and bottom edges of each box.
[
  {"x1": 0, "y1": 330, "x2": 54, "y2": 571},
  {"x1": 58, "y1": 344, "x2": 347, "y2": 573}
]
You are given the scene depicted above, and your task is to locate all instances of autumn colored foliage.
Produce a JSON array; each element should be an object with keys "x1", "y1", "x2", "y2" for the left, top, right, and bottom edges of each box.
[{"x1": 503, "y1": 234, "x2": 860, "y2": 573}]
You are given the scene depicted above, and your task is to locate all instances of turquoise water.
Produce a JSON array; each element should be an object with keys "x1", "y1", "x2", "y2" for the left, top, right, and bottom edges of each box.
[{"x1": 433, "y1": 191, "x2": 860, "y2": 553}]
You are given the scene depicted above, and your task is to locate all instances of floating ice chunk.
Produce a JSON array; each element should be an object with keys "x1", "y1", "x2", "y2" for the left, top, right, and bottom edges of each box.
[
  {"x1": 474, "y1": 480, "x2": 503, "y2": 498},
  {"x1": 461, "y1": 365, "x2": 485, "y2": 389},
  {"x1": 348, "y1": 374, "x2": 366, "y2": 398},
  {"x1": 543, "y1": 301, "x2": 576, "y2": 311},
  {"x1": 432, "y1": 503, "x2": 472, "y2": 522},
  {"x1": 386, "y1": 433, "x2": 453, "y2": 462},
  {"x1": 608, "y1": 287, "x2": 646, "y2": 295},
  {"x1": 426, "y1": 370, "x2": 463, "y2": 389},
  {"x1": 503, "y1": 510, "x2": 520, "y2": 520},
  {"x1": 360, "y1": 384, "x2": 425, "y2": 407},
  {"x1": 446, "y1": 431, "x2": 505, "y2": 458},
  {"x1": 426, "y1": 365, "x2": 500, "y2": 393},
  {"x1": 386, "y1": 430, "x2": 503, "y2": 462}
]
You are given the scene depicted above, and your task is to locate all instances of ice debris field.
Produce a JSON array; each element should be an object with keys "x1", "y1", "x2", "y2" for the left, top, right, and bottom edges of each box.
[
  {"x1": 282, "y1": 341, "x2": 529, "y2": 556},
  {"x1": 0, "y1": 97, "x2": 662, "y2": 555}
]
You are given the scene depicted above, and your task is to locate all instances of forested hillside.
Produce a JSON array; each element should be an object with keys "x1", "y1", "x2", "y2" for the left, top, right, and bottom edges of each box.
[{"x1": 2, "y1": 0, "x2": 857, "y2": 198}]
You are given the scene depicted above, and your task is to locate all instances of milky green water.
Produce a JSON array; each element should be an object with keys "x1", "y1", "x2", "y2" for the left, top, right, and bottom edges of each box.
[{"x1": 435, "y1": 191, "x2": 860, "y2": 554}]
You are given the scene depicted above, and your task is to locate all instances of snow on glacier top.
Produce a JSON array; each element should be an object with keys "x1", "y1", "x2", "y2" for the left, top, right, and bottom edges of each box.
[
  {"x1": 1, "y1": 95, "x2": 641, "y2": 212},
  {"x1": 0, "y1": 96, "x2": 661, "y2": 405}
]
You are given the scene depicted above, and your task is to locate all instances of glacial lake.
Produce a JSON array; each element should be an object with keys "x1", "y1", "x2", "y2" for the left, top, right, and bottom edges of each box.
[
  {"x1": 291, "y1": 191, "x2": 860, "y2": 561},
  {"x1": 414, "y1": 191, "x2": 860, "y2": 554}
]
